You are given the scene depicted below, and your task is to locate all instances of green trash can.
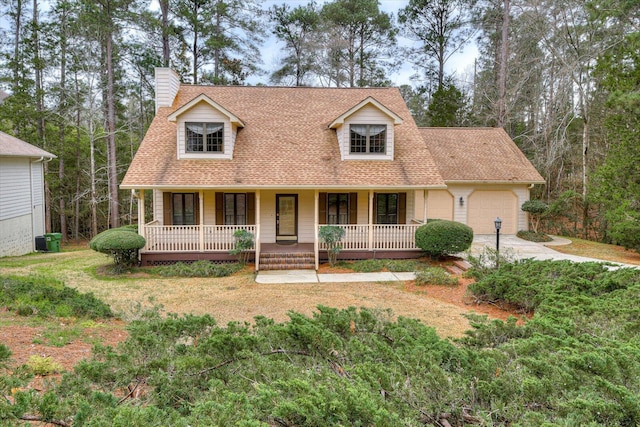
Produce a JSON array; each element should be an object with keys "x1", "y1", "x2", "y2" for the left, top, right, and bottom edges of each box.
[{"x1": 44, "y1": 233, "x2": 62, "y2": 253}]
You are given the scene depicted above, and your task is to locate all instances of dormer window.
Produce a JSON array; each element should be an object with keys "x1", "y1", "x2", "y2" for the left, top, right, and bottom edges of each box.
[
  {"x1": 350, "y1": 124, "x2": 386, "y2": 154},
  {"x1": 186, "y1": 122, "x2": 223, "y2": 153}
]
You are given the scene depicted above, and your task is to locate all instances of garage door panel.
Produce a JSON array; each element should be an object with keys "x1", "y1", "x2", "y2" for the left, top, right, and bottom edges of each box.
[{"x1": 468, "y1": 191, "x2": 517, "y2": 234}]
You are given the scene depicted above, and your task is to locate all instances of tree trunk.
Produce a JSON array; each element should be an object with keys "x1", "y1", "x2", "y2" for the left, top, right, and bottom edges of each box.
[
  {"x1": 58, "y1": 3, "x2": 68, "y2": 242},
  {"x1": 496, "y1": 0, "x2": 509, "y2": 128},
  {"x1": 105, "y1": 27, "x2": 119, "y2": 229},
  {"x1": 159, "y1": 0, "x2": 170, "y2": 67}
]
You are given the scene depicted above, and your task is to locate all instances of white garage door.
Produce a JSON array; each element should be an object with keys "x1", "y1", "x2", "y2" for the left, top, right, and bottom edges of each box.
[{"x1": 468, "y1": 191, "x2": 517, "y2": 234}]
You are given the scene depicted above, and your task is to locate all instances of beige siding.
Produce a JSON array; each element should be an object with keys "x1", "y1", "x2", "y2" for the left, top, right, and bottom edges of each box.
[
  {"x1": 468, "y1": 190, "x2": 517, "y2": 234},
  {"x1": 154, "y1": 68, "x2": 180, "y2": 112},
  {"x1": 176, "y1": 103, "x2": 234, "y2": 159},
  {"x1": 357, "y1": 191, "x2": 370, "y2": 223},
  {"x1": 428, "y1": 190, "x2": 454, "y2": 221},
  {"x1": 154, "y1": 189, "x2": 164, "y2": 223},
  {"x1": 203, "y1": 190, "x2": 215, "y2": 224},
  {"x1": 337, "y1": 104, "x2": 395, "y2": 160}
]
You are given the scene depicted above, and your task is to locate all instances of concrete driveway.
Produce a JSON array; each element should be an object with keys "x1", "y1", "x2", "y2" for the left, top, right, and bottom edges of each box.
[{"x1": 470, "y1": 234, "x2": 619, "y2": 264}]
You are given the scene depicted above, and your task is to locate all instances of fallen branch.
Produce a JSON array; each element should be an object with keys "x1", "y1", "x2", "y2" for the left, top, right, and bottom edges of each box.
[{"x1": 20, "y1": 414, "x2": 70, "y2": 427}]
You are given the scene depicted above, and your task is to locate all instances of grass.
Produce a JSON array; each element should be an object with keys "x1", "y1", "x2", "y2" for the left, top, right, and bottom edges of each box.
[
  {"x1": 1, "y1": 249, "x2": 476, "y2": 338},
  {"x1": 550, "y1": 236, "x2": 640, "y2": 265}
]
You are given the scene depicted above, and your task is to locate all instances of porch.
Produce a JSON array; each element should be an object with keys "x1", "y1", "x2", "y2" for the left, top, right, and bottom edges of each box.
[{"x1": 139, "y1": 222, "x2": 422, "y2": 268}]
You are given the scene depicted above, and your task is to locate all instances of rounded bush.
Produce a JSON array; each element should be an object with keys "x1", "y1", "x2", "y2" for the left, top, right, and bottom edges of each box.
[
  {"x1": 89, "y1": 228, "x2": 146, "y2": 270},
  {"x1": 415, "y1": 220, "x2": 473, "y2": 258}
]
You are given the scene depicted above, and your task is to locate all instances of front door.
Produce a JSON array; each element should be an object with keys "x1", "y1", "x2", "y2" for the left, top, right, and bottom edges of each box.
[{"x1": 276, "y1": 194, "x2": 298, "y2": 243}]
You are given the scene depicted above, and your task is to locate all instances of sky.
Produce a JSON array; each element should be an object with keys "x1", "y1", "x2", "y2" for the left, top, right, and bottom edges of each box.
[{"x1": 254, "y1": 0, "x2": 479, "y2": 87}]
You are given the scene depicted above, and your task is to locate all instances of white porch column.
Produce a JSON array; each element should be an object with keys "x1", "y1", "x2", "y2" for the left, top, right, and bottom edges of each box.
[
  {"x1": 256, "y1": 190, "x2": 261, "y2": 271},
  {"x1": 368, "y1": 190, "x2": 374, "y2": 251},
  {"x1": 423, "y1": 189, "x2": 428, "y2": 223},
  {"x1": 314, "y1": 190, "x2": 319, "y2": 270},
  {"x1": 138, "y1": 189, "x2": 145, "y2": 238},
  {"x1": 199, "y1": 190, "x2": 204, "y2": 252}
]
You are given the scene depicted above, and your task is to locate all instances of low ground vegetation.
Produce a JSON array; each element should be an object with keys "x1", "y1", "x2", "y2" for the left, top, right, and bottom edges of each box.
[
  {"x1": 516, "y1": 230, "x2": 553, "y2": 242},
  {"x1": 1, "y1": 257, "x2": 639, "y2": 425},
  {"x1": 151, "y1": 260, "x2": 243, "y2": 278}
]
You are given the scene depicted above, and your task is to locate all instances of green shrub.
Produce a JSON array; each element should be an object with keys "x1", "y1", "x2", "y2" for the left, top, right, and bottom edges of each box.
[
  {"x1": 27, "y1": 355, "x2": 63, "y2": 376},
  {"x1": 414, "y1": 267, "x2": 459, "y2": 286},
  {"x1": 415, "y1": 220, "x2": 473, "y2": 259},
  {"x1": 319, "y1": 225, "x2": 346, "y2": 267},
  {"x1": 0, "y1": 275, "x2": 113, "y2": 319},
  {"x1": 465, "y1": 246, "x2": 517, "y2": 280},
  {"x1": 229, "y1": 229, "x2": 254, "y2": 266},
  {"x1": 609, "y1": 217, "x2": 640, "y2": 253},
  {"x1": 521, "y1": 199, "x2": 548, "y2": 233},
  {"x1": 90, "y1": 227, "x2": 146, "y2": 272},
  {"x1": 152, "y1": 261, "x2": 242, "y2": 278}
]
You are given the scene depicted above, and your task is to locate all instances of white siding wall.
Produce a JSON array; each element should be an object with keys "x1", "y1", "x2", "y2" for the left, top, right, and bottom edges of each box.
[
  {"x1": 155, "y1": 68, "x2": 180, "y2": 112},
  {"x1": 0, "y1": 157, "x2": 47, "y2": 257},
  {"x1": 0, "y1": 158, "x2": 31, "y2": 220},
  {"x1": 176, "y1": 103, "x2": 235, "y2": 159},
  {"x1": 0, "y1": 214, "x2": 33, "y2": 257},
  {"x1": 31, "y1": 162, "x2": 45, "y2": 236},
  {"x1": 337, "y1": 105, "x2": 395, "y2": 161}
]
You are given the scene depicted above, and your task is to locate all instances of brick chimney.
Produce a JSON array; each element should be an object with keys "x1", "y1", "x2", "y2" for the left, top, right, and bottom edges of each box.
[{"x1": 154, "y1": 68, "x2": 180, "y2": 112}]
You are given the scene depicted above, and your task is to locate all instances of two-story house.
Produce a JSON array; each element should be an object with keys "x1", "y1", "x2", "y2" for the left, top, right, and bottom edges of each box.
[{"x1": 120, "y1": 68, "x2": 544, "y2": 269}]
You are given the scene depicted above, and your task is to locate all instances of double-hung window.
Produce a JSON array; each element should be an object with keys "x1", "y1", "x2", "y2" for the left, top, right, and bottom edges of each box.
[
  {"x1": 224, "y1": 193, "x2": 246, "y2": 225},
  {"x1": 376, "y1": 193, "x2": 398, "y2": 224},
  {"x1": 186, "y1": 122, "x2": 224, "y2": 153},
  {"x1": 350, "y1": 124, "x2": 386, "y2": 154},
  {"x1": 327, "y1": 193, "x2": 349, "y2": 224},
  {"x1": 172, "y1": 193, "x2": 196, "y2": 225}
]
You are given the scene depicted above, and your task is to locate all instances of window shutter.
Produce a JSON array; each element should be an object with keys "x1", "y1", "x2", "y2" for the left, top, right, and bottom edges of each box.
[
  {"x1": 373, "y1": 193, "x2": 378, "y2": 224},
  {"x1": 163, "y1": 192, "x2": 172, "y2": 225},
  {"x1": 215, "y1": 192, "x2": 224, "y2": 224},
  {"x1": 247, "y1": 192, "x2": 255, "y2": 225},
  {"x1": 398, "y1": 192, "x2": 406, "y2": 224},
  {"x1": 349, "y1": 192, "x2": 358, "y2": 224},
  {"x1": 319, "y1": 192, "x2": 327, "y2": 225},
  {"x1": 194, "y1": 193, "x2": 200, "y2": 225}
]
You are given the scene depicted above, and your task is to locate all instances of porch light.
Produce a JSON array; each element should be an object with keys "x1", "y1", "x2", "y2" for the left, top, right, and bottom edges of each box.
[
  {"x1": 494, "y1": 217, "x2": 502, "y2": 268},
  {"x1": 459, "y1": 196, "x2": 464, "y2": 207}
]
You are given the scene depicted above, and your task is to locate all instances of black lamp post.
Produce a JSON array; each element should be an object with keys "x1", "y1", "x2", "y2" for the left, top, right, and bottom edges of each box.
[{"x1": 494, "y1": 217, "x2": 502, "y2": 268}]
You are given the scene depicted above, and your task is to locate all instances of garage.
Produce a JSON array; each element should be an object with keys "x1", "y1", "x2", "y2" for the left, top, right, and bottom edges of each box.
[{"x1": 467, "y1": 190, "x2": 517, "y2": 234}]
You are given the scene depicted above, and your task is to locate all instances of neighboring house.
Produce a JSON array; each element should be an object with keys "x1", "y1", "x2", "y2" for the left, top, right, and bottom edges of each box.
[
  {"x1": 120, "y1": 68, "x2": 544, "y2": 269},
  {"x1": 0, "y1": 90, "x2": 8, "y2": 103},
  {"x1": 0, "y1": 131, "x2": 56, "y2": 257}
]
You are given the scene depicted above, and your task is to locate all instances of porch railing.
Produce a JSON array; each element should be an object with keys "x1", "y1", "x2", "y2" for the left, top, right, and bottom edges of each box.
[
  {"x1": 143, "y1": 224, "x2": 256, "y2": 253},
  {"x1": 318, "y1": 224, "x2": 420, "y2": 251}
]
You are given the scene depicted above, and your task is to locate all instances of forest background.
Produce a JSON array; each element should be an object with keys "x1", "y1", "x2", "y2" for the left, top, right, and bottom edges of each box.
[{"x1": 0, "y1": 0, "x2": 638, "y2": 248}]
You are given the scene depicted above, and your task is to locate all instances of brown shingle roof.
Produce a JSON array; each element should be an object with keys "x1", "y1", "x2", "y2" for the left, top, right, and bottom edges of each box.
[
  {"x1": 0, "y1": 131, "x2": 56, "y2": 158},
  {"x1": 121, "y1": 85, "x2": 445, "y2": 189},
  {"x1": 420, "y1": 127, "x2": 545, "y2": 183}
]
